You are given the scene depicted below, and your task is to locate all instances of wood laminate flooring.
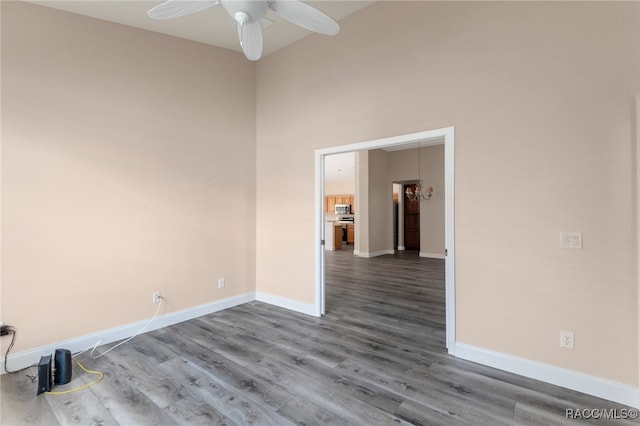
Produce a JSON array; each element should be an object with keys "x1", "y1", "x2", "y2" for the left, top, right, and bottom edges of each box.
[{"x1": 2, "y1": 247, "x2": 638, "y2": 425}]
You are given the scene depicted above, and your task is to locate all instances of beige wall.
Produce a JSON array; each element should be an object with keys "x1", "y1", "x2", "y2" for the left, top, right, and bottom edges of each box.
[
  {"x1": 417, "y1": 145, "x2": 445, "y2": 257},
  {"x1": 3, "y1": 0, "x2": 638, "y2": 390},
  {"x1": 256, "y1": 1, "x2": 639, "y2": 386},
  {"x1": 325, "y1": 180, "x2": 355, "y2": 196},
  {"x1": 1, "y1": 2, "x2": 256, "y2": 352},
  {"x1": 366, "y1": 149, "x2": 391, "y2": 254},
  {"x1": 354, "y1": 151, "x2": 368, "y2": 255}
]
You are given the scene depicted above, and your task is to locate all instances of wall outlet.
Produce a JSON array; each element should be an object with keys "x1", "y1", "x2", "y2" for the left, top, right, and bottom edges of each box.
[
  {"x1": 560, "y1": 330, "x2": 575, "y2": 349},
  {"x1": 218, "y1": 278, "x2": 225, "y2": 289},
  {"x1": 152, "y1": 291, "x2": 161, "y2": 304}
]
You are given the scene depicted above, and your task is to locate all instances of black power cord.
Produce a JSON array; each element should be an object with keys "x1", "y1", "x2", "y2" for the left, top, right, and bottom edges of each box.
[{"x1": 2, "y1": 326, "x2": 37, "y2": 380}]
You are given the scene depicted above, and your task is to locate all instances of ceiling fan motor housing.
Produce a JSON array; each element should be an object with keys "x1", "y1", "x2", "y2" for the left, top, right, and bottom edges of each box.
[
  {"x1": 222, "y1": 0, "x2": 268, "y2": 24},
  {"x1": 149, "y1": 0, "x2": 340, "y2": 61}
]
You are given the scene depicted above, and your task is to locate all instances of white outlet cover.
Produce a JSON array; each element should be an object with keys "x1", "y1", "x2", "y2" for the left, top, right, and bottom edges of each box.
[{"x1": 560, "y1": 330, "x2": 575, "y2": 349}]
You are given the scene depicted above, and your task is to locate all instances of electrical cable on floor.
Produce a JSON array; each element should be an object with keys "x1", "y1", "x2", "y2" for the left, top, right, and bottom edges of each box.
[
  {"x1": 89, "y1": 296, "x2": 163, "y2": 359},
  {"x1": 3, "y1": 327, "x2": 38, "y2": 381},
  {"x1": 45, "y1": 359, "x2": 104, "y2": 395},
  {"x1": 3, "y1": 326, "x2": 19, "y2": 373},
  {"x1": 3, "y1": 298, "x2": 163, "y2": 394},
  {"x1": 49, "y1": 299, "x2": 165, "y2": 394},
  {"x1": 50, "y1": 299, "x2": 164, "y2": 395}
]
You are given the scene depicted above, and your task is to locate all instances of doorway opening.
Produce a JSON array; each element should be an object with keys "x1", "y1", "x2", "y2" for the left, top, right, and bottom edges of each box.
[
  {"x1": 403, "y1": 183, "x2": 421, "y2": 251},
  {"x1": 391, "y1": 180, "x2": 423, "y2": 252},
  {"x1": 314, "y1": 127, "x2": 455, "y2": 351}
]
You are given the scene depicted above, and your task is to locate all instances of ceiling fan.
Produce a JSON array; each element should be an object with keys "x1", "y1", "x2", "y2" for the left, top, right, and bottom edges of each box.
[{"x1": 147, "y1": 0, "x2": 340, "y2": 61}]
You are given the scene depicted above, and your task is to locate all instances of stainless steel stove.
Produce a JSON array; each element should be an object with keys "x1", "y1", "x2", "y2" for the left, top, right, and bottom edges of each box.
[{"x1": 337, "y1": 217, "x2": 354, "y2": 224}]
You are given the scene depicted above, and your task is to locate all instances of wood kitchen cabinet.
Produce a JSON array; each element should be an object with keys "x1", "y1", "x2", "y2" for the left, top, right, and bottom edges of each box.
[
  {"x1": 334, "y1": 225, "x2": 342, "y2": 250},
  {"x1": 325, "y1": 194, "x2": 355, "y2": 213},
  {"x1": 326, "y1": 196, "x2": 336, "y2": 213},
  {"x1": 347, "y1": 224, "x2": 355, "y2": 244}
]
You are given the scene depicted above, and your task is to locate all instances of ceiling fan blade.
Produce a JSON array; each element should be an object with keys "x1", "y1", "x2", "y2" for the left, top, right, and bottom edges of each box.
[
  {"x1": 148, "y1": 0, "x2": 220, "y2": 20},
  {"x1": 237, "y1": 20, "x2": 263, "y2": 61},
  {"x1": 268, "y1": 0, "x2": 339, "y2": 36}
]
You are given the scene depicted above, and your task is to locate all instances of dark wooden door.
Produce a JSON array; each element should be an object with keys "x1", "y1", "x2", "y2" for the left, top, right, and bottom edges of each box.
[{"x1": 404, "y1": 184, "x2": 420, "y2": 250}]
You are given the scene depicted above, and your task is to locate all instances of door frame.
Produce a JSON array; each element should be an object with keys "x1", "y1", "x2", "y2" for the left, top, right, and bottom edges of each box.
[{"x1": 314, "y1": 126, "x2": 456, "y2": 351}]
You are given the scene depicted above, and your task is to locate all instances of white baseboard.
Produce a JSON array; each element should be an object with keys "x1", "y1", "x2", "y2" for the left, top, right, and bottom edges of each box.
[
  {"x1": 0, "y1": 292, "x2": 255, "y2": 374},
  {"x1": 255, "y1": 291, "x2": 318, "y2": 317},
  {"x1": 453, "y1": 342, "x2": 640, "y2": 409},
  {"x1": 5, "y1": 292, "x2": 637, "y2": 410},
  {"x1": 397, "y1": 246, "x2": 406, "y2": 251},
  {"x1": 419, "y1": 252, "x2": 445, "y2": 259},
  {"x1": 359, "y1": 249, "x2": 395, "y2": 258}
]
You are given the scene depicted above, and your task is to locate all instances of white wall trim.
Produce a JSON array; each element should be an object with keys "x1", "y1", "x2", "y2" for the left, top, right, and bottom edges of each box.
[
  {"x1": 454, "y1": 342, "x2": 640, "y2": 409},
  {"x1": 397, "y1": 245, "x2": 406, "y2": 251},
  {"x1": 359, "y1": 249, "x2": 395, "y2": 258},
  {"x1": 255, "y1": 291, "x2": 318, "y2": 317},
  {"x1": 444, "y1": 127, "x2": 455, "y2": 350},
  {"x1": 636, "y1": 94, "x2": 640, "y2": 399},
  {"x1": 8, "y1": 288, "x2": 635, "y2": 409},
  {"x1": 420, "y1": 252, "x2": 445, "y2": 259},
  {"x1": 0, "y1": 292, "x2": 255, "y2": 374},
  {"x1": 314, "y1": 150, "x2": 327, "y2": 316}
]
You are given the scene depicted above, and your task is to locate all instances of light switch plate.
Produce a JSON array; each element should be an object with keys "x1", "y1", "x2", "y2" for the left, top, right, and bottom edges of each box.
[{"x1": 560, "y1": 232, "x2": 582, "y2": 249}]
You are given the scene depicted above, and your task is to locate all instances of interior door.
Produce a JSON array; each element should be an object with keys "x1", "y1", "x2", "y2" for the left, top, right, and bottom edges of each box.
[{"x1": 404, "y1": 184, "x2": 420, "y2": 250}]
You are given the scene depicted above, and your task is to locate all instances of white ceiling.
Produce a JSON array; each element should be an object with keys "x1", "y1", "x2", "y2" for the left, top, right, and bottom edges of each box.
[
  {"x1": 26, "y1": 0, "x2": 376, "y2": 57},
  {"x1": 325, "y1": 152, "x2": 355, "y2": 183}
]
